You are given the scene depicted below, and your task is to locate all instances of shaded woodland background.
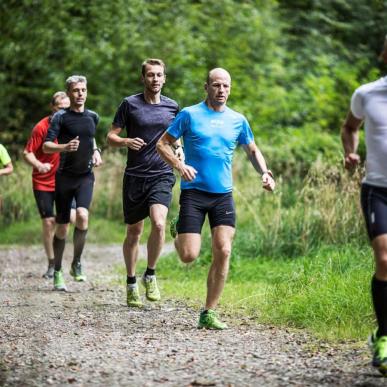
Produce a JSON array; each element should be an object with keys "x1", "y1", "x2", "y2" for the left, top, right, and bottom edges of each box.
[{"x1": 1, "y1": 0, "x2": 386, "y2": 168}]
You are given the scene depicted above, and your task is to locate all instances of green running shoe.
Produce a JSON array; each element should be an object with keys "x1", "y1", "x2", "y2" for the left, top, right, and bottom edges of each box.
[
  {"x1": 127, "y1": 284, "x2": 143, "y2": 307},
  {"x1": 169, "y1": 215, "x2": 179, "y2": 238},
  {"x1": 53, "y1": 270, "x2": 67, "y2": 291},
  {"x1": 141, "y1": 275, "x2": 161, "y2": 301},
  {"x1": 70, "y1": 262, "x2": 86, "y2": 282},
  {"x1": 369, "y1": 329, "x2": 387, "y2": 375},
  {"x1": 198, "y1": 309, "x2": 228, "y2": 330}
]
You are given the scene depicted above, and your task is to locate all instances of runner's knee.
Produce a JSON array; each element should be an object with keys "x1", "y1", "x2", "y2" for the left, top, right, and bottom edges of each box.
[
  {"x1": 179, "y1": 247, "x2": 199, "y2": 263},
  {"x1": 214, "y1": 245, "x2": 232, "y2": 260},
  {"x1": 376, "y1": 252, "x2": 387, "y2": 271},
  {"x1": 125, "y1": 224, "x2": 143, "y2": 244},
  {"x1": 42, "y1": 217, "x2": 55, "y2": 230},
  {"x1": 75, "y1": 208, "x2": 89, "y2": 228},
  {"x1": 55, "y1": 224, "x2": 68, "y2": 239},
  {"x1": 151, "y1": 219, "x2": 165, "y2": 234}
]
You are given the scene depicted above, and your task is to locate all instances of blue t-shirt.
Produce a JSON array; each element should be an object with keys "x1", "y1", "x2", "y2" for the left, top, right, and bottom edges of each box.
[{"x1": 167, "y1": 101, "x2": 254, "y2": 193}]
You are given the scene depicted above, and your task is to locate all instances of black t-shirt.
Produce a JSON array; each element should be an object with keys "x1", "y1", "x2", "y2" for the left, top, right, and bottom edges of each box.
[
  {"x1": 112, "y1": 93, "x2": 179, "y2": 177},
  {"x1": 46, "y1": 108, "x2": 98, "y2": 176}
]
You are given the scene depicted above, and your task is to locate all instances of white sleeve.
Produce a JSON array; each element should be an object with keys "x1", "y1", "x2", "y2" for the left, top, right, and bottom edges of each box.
[{"x1": 350, "y1": 88, "x2": 364, "y2": 119}]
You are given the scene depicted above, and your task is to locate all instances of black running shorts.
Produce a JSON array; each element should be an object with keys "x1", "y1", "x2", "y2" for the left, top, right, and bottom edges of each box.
[
  {"x1": 177, "y1": 189, "x2": 235, "y2": 234},
  {"x1": 33, "y1": 190, "x2": 76, "y2": 219},
  {"x1": 361, "y1": 183, "x2": 387, "y2": 240},
  {"x1": 55, "y1": 172, "x2": 94, "y2": 224},
  {"x1": 33, "y1": 190, "x2": 55, "y2": 219},
  {"x1": 123, "y1": 173, "x2": 176, "y2": 225}
]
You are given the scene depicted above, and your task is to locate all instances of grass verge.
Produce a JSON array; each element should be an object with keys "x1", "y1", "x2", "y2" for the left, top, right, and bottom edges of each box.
[
  {"x1": 117, "y1": 243, "x2": 374, "y2": 341},
  {"x1": 0, "y1": 218, "x2": 127, "y2": 245}
]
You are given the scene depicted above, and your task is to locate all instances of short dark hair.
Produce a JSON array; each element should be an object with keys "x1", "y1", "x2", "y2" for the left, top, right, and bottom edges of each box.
[{"x1": 141, "y1": 58, "x2": 166, "y2": 76}]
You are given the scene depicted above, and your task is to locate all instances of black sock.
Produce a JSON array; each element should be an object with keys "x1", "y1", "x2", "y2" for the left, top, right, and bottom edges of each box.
[
  {"x1": 144, "y1": 267, "x2": 155, "y2": 276},
  {"x1": 127, "y1": 276, "x2": 136, "y2": 285},
  {"x1": 372, "y1": 275, "x2": 387, "y2": 336},
  {"x1": 53, "y1": 236, "x2": 66, "y2": 271},
  {"x1": 201, "y1": 310, "x2": 208, "y2": 315},
  {"x1": 72, "y1": 227, "x2": 88, "y2": 266}
]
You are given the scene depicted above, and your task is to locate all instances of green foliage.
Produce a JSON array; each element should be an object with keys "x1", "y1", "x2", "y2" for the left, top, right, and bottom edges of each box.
[
  {"x1": 0, "y1": 149, "x2": 366, "y2": 256},
  {"x1": 1, "y1": 0, "x2": 385, "y2": 155},
  {"x1": 0, "y1": 0, "x2": 280, "y2": 149},
  {"x1": 0, "y1": 218, "x2": 125, "y2": 244}
]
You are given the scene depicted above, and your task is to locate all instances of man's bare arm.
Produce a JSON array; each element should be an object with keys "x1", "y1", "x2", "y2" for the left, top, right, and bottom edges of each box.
[
  {"x1": 341, "y1": 111, "x2": 363, "y2": 169},
  {"x1": 242, "y1": 141, "x2": 275, "y2": 191},
  {"x1": 23, "y1": 150, "x2": 51, "y2": 173},
  {"x1": 43, "y1": 136, "x2": 79, "y2": 154},
  {"x1": 157, "y1": 132, "x2": 196, "y2": 181},
  {"x1": 106, "y1": 125, "x2": 147, "y2": 150},
  {"x1": 0, "y1": 162, "x2": 13, "y2": 176}
]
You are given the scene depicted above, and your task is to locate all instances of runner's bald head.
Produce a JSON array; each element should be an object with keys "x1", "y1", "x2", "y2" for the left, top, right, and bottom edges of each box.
[{"x1": 206, "y1": 68, "x2": 231, "y2": 85}]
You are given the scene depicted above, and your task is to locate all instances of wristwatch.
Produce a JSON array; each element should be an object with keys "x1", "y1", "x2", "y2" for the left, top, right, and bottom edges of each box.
[{"x1": 262, "y1": 170, "x2": 273, "y2": 177}]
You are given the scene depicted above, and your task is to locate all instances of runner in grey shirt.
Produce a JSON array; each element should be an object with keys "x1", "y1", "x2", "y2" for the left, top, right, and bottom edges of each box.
[
  {"x1": 107, "y1": 58, "x2": 182, "y2": 307},
  {"x1": 341, "y1": 35, "x2": 387, "y2": 375}
]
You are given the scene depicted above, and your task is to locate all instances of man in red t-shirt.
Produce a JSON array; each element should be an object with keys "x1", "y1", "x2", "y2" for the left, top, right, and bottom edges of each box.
[{"x1": 23, "y1": 91, "x2": 75, "y2": 278}]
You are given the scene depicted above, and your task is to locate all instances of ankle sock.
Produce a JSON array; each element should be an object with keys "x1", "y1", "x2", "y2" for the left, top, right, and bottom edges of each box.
[{"x1": 144, "y1": 267, "x2": 155, "y2": 276}]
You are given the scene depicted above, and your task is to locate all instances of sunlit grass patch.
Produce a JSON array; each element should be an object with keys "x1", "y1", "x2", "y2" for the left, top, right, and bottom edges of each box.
[{"x1": 126, "y1": 244, "x2": 375, "y2": 341}]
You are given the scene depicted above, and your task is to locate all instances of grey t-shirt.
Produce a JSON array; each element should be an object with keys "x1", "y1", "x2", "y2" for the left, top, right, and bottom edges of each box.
[
  {"x1": 112, "y1": 93, "x2": 179, "y2": 177},
  {"x1": 351, "y1": 76, "x2": 387, "y2": 187}
]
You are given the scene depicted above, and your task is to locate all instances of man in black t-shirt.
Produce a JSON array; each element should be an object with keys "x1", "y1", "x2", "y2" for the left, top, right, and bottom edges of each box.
[
  {"x1": 44, "y1": 75, "x2": 102, "y2": 291},
  {"x1": 107, "y1": 58, "x2": 182, "y2": 307}
]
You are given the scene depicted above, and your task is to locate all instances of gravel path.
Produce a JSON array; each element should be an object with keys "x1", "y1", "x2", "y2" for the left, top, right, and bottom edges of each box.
[{"x1": 0, "y1": 244, "x2": 384, "y2": 386}]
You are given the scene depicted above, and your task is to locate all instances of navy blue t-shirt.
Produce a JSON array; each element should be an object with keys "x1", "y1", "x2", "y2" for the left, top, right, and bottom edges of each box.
[
  {"x1": 45, "y1": 108, "x2": 98, "y2": 176},
  {"x1": 112, "y1": 93, "x2": 179, "y2": 177}
]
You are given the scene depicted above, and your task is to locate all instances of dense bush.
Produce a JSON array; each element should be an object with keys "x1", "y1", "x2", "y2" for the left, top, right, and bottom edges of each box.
[{"x1": 1, "y1": 1, "x2": 386, "y2": 153}]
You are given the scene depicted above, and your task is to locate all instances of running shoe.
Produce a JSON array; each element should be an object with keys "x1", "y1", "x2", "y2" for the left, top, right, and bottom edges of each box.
[
  {"x1": 141, "y1": 275, "x2": 161, "y2": 301},
  {"x1": 70, "y1": 262, "x2": 86, "y2": 282},
  {"x1": 198, "y1": 309, "x2": 228, "y2": 330},
  {"x1": 369, "y1": 329, "x2": 387, "y2": 375},
  {"x1": 53, "y1": 270, "x2": 67, "y2": 291},
  {"x1": 127, "y1": 284, "x2": 143, "y2": 307},
  {"x1": 43, "y1": 264, "x2": 55, "y2": 279},
  {"x1": 169, "y1": 215, "x2": 179, "y2": 238}
]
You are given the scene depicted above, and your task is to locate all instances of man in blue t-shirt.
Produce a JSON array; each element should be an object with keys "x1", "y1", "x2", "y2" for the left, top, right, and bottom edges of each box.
[
  {"x1": 107, "y1": 58, "x2": 182, "y2": 307},
  {"x1": 157, "y1": 68, "x2": 275, "y2": 330}
]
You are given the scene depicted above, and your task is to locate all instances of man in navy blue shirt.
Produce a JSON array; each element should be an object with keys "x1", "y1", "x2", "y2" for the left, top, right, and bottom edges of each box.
[
  {"x1": 107, "y1": 59, "x2": 181, "y2": 307},
  {"x1": 44, "y1": 75, "x2": 102, "y2": 291}
]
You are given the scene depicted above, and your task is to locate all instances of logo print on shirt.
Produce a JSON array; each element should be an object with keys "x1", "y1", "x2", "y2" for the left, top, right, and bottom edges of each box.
[{"x1": 210, "y1": 119, "x2": 224, "y2": 127}]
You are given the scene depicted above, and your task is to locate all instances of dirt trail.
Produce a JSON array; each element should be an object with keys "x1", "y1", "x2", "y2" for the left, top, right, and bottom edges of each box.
[{"x1": 0, "y1": 244, "x2": 384, "y2": 386}]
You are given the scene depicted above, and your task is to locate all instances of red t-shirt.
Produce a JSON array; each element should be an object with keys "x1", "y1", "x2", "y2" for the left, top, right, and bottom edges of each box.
[{"x1": 24, "y1": 116, "x2": 59, "y2": 191}]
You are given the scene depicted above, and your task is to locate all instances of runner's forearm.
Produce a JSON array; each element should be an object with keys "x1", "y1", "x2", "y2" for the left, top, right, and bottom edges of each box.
[
  {"x1": 0, "y1": 163, "x2": 13, "y2": 176},
  {"x1": 23, "y1": 151, "x2": 44, "y2": 169},
  {"x1": 341, "y1": 126, "x2": 359, "y2": 155},
  {"x1": 245, "y1": 144, "x2": 269, "y2": 175},
  {"x1": 156, "y1": 138, "x2": 182, "y2": 170},
  {"x1": 42, "y1": 141, "x2": 67, "y2": 154}
]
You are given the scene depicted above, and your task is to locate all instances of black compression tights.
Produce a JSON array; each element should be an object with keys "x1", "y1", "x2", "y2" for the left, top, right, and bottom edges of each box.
[{"x1": 372, "y1": 275, "x2": 387, "y2": 337}]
